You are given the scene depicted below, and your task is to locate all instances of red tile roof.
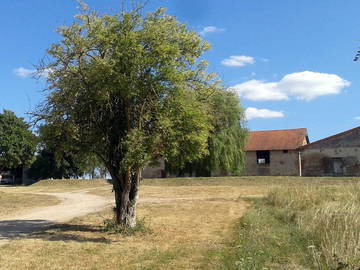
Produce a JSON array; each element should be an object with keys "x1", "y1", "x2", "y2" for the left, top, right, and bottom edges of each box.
[{"x1": 245, "y1": 128, "x2": 309, "y2": 151}]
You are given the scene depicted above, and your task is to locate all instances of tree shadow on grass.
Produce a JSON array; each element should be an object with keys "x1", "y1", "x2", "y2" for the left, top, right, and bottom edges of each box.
[{"x1": 0, "y1": 219, "x2": 110, "y2": 244}]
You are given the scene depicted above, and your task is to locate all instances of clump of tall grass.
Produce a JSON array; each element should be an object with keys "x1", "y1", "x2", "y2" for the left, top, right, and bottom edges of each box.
[
  {"x1": 102, "y1": 217, "x2": 151, "y2": 236},
  {"x1": 267, "y1": 183, "x2": 360, "y2": 269},
  {"x1": 301, "y1": 202, "x2": 360, "y2": 269}
]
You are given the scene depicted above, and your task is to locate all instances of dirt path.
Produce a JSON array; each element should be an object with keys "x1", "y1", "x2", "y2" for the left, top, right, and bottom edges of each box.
[
  {"x1": 0, "y1": 189, "x2": 258, "y2": 247},
  {"x1": 0, "y1": 191, "x2": 110, "y2": 246}
]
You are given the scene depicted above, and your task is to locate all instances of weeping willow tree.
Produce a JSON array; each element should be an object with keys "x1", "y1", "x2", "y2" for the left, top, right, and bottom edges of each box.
[
  {"x1": 167, "y1": 90, "x2": 248, "y2": 177},
  {"x1": 207, "y1": 90, "x2": 247, "y2": 175}
]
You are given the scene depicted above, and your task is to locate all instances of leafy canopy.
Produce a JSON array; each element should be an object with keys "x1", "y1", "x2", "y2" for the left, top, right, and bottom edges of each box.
[
  {"x1": 29, "y1": 123, "x2": 107, "y2": 180},
  {"x1": 207, "y1": 90, "x2": 247, "y2": 175},
  {"x1": 0, "y1": 110, "x2": 36, "y2": 169},
  {"x1": 167, "y1": 90, "x2": 248, "y2": 176},
  {"x1": 36, "y1": 6, "x2": 219, "y2": 177}
]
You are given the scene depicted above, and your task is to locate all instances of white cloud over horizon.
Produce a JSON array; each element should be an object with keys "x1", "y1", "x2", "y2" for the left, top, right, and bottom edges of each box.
[
  {"x1": 231, "y1": 71, "x2": 350, "y2": 101},
  {"x1": 245, "y1": 107, "x2": 284, "y2": 120},
  {"x1": 221, "y1": 55, "x2": 255, "y2": 67},
  {"x1": 199, "y1": 26, "x2": 225, "y2": 36}
]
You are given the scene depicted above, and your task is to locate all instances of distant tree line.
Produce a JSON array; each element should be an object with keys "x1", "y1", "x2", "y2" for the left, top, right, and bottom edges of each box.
[{"x1": 0, "y1": 109, "x2": 107, "y2": 180}]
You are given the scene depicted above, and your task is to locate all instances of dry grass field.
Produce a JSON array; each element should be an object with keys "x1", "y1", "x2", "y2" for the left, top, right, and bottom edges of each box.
[
  {"x1": 0, "y1": 176, "x2": 359, "y2": 269},
  {"x1": 0, "y1": 189, "x2": 60, "y2": 219}
]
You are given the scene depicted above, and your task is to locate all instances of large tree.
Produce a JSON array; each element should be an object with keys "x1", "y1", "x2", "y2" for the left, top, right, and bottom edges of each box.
[
  {"x1": 28, "y1": 148, "x2": 85, "y2": 180},
  {"x1": 0, "y1": 110, "x2": 36, "y2": 171},
  {"x1": 35, "y1": 5, "x2": 218, "y2": 227},
  {"x1": 167, "y1": 90, "x2": 248, "y2": 177},
  {"x1": 29, "y1": 123, "x2": 88, "y2": 180},
  {"x1": 29, "y1": 123, "x2": 107, "y2": 180}
]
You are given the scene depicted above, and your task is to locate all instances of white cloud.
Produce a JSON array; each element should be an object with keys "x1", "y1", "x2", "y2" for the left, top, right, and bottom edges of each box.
[
  {"x1": 221, "y1": 55, "x2": 255, "y2": 67},
  {"x1": 245, "y1": 107, "x2": 284, "y2": 120},
  {"x1": 13, "y1": 67, "x2": 34, "y2": 78},
  {"x1": 231, "y1": 71, "x2": 350, "y2": 101},
  {"x1": 200, "y1": 26, "x2": 225, "y2": 36},
  {"x1": 230, "y1": 80, "x2": 288, "y2": 101},
  {"x1": 354, "y1": 116, "x2": 360, "y2": 120},
  {"x1": 13, "y1": 67, "x2": 51, "y2": 79}
]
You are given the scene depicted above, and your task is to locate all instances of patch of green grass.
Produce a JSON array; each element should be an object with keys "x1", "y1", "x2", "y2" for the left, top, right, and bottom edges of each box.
[
  {"x1": 213, "y1": 183, "x2": 360, "y2": 270},
  {"x1": 211, "y1": 198, "x2": 315, "y2": 270}
]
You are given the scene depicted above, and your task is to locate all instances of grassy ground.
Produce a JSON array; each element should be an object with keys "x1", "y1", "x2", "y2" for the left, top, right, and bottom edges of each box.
[
  {"x1": 0, "y1": 191, "x2": 60, "y2": 219},
  {"x1": 217, "y1": 181, "x2": 360, "y2": 269},
  {"x1": 0, "y1": 178, "x2": 253, "y2": 270},
  {"x1": 1, "y1": 176, "x2": 360, "y2": 269}
]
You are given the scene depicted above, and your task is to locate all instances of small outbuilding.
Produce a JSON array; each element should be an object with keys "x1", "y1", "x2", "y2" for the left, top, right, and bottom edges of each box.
[
  {"x1": 301, "y1": 126, "x2": 360, "y2": 176},
  {"x1": 244, "y1": 128, "x2": 309, "y2": 176}
]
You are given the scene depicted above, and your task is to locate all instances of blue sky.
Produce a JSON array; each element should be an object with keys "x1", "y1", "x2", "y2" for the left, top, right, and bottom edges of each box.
[{"x1": 2, "y1": 0, "x2": 360, "y2": 142}]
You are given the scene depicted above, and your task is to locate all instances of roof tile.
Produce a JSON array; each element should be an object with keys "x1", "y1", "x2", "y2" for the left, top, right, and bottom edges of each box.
[{"x1": 245, "y1": 128, "x2": 308, "y2": 151}]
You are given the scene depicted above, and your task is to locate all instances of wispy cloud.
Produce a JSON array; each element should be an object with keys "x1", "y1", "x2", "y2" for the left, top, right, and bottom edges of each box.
[
  {"x1": 221, "y1": 55, "x2": 255, "y2": 67},
  {"x1": 354, "y1": 116, "x2": 360, "y2": 120},
  {"x1": 231, "y1": 71, "x2": 350, "y2": 101},
  {"x1": 245, "y1": 107, "x2": 284, "y2": 120},
  {"x1": 13, "y1": 67, "x2": 51, "y2": 79},
  {"x1": 199, "y1": 26, "x2": 225, "y2": 36},
  {"x1": 13, "y1": 67, "x2": 34, "y2": 78}
]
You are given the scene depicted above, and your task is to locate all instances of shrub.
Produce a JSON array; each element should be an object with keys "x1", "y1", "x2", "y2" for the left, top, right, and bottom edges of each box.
[{"x1": 102, "y1": 217, "x2": 151, "y2": 236}]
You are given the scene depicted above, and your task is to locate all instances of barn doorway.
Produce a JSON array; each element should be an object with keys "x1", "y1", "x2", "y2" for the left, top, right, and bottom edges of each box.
[{"x1": 332, "y1": 158, "x2": 345, "y2": 175}]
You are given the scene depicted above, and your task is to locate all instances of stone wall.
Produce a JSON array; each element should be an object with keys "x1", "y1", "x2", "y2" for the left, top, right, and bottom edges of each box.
[
  {"x1": 301, "y1": 128, "x2": 360, "y2": 176},
  {"x1": 245, "y1": 150, "x2": 300, "y2": 176},
  {"x1": 302, "y1": 147, "x2": 360, "y2": 176}
]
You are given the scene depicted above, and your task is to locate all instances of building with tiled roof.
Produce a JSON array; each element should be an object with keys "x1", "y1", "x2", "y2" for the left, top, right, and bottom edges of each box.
[{"x1": 244, "y1": 128, "x2": 309, "y2": 176}]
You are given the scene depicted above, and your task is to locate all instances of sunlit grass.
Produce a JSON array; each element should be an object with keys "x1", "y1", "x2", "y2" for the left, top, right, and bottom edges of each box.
[
  {"x1": 1, "y1": 176, "x2": 360, "y2": 269},
  {"x1": 0, "y1": 191, "x2": 60, "y2": 219}
]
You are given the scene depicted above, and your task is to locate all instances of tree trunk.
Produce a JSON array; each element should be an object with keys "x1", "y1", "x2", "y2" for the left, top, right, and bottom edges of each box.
[{"x1": 111, "y1": 167, "x2": 141, "y2": 228}]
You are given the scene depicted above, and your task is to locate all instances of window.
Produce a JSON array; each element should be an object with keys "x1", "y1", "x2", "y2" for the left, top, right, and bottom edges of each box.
[{"x1": 256, "y1": 150, "x2": 270, "y2": 164}]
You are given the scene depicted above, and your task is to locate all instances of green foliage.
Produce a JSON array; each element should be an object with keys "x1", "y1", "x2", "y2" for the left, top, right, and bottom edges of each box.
[
  {"x1": 36, "y1": 5, "x2": 216, "y2": 175},
  {"x1": 207, "y1": 90, "x2": 247, "y2": 175},
  {"x1": 0, "y1": 110, "x2": 36, "y2": 169},
  {"x1": 35, "y1": 3, "x2": 228, "y2": 226},
  {"x1": 28, "y1": 148, "x2": 84, "y2": 180},
  {"x1": 28, "y1": 122, "x2": 91, "y2": 180},
  {"x1": 168, "y1": 90, "x2": 248, "y2": 176}
]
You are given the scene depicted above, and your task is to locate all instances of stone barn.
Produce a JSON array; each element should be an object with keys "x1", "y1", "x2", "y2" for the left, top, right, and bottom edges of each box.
[
  {"x1": 245, "y1": 128, "x2": 309, "y2": 176},
  {"x1": 301, "y1": 126, "x2": 360, "y2": 176}
]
